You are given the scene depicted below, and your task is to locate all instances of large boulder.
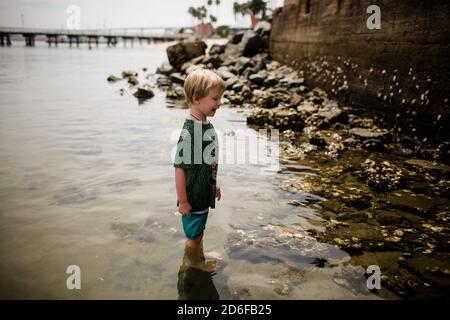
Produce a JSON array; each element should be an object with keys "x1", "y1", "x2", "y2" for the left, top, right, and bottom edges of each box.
[
  {"x1": 229, "y1": 32, "x2": 244, "y2": 44},
  {"x1": 254, "y1": 21, "x2": 271, "y2": 36},
  {"x1": 223, "y1": 31, "x2": 265, "y2": 58},
  {"x1": 166, "y1": 38, "x2": 207, "y2": 71},
  {"x1": 241, "y1": 30, "x2": 265, "y2": 57}
]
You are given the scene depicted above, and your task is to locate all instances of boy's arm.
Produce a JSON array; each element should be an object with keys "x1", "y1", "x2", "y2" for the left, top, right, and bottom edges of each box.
[
  {"x1": 175, "y1": 168, "x2": 191, "y2": 215},
  {"x1": 215, "y1": 182, "x2": 221, "y2": 201}
]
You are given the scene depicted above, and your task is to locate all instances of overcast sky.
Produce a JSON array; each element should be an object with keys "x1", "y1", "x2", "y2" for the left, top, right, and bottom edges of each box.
[{"x1": 0, "y1": 0, "x2": 284, "y2": 30}]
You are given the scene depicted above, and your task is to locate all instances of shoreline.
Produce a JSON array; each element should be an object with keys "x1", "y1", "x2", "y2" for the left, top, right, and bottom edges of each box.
[{"x1": 150, "y1": 34, "x2": 450, "y2": 299}]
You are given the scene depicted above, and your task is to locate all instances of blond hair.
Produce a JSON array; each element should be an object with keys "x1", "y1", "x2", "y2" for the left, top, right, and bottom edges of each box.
[{"x1": 184, "y1": 68, "x2": 226, "y2": 105}]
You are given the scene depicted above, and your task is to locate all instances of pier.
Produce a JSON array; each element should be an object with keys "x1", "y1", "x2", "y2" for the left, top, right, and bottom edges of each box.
[{"x1": 0, "y1": 27, "x2": 189, "y2": 48}]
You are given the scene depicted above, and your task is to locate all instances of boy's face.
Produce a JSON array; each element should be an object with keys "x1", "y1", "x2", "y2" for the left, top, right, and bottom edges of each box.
[{"x1": 193, "y1": 86, "x2": 223, "y2": 118}]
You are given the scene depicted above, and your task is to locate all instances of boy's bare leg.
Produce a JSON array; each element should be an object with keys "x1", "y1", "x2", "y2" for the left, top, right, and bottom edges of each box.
[
  {"x1": 186, "y1": 232, "x2": 203, "y2": 249},
  {"x1": 184, "y1": 236, "x2": 216, "y2": 273},
  {"x1": 185, "y1": 234, "x2": 223, "y2": 262}
]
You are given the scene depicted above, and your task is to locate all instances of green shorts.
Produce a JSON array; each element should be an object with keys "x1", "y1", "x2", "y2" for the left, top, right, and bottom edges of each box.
[{"x1": 182, "y1": 211, "x2": 209, "y2": 240}]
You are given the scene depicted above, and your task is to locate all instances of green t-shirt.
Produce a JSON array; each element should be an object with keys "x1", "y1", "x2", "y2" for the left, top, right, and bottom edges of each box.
[{"x1": 174, "y1": 119, "x2": 219, "y2": 212}]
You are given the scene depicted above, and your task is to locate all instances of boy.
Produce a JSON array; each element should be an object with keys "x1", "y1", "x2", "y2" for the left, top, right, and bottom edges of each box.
[{"x1": 174, "y1": 68, "x2": 226, "y2": 249}]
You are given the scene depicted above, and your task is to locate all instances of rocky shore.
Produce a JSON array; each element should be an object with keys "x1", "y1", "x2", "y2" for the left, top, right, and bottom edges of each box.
[{"x1": 112, "y1": 23, "x2": 449, "y2": 299}]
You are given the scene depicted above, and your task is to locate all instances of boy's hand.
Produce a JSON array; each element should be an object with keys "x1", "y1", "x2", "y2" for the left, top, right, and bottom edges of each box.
[
  {"x1": 179, "y1": 200, "x2": 192, "y2": 216},
  {"x1": 216, "y1": 184, "x2": 221, "y2": 201}
]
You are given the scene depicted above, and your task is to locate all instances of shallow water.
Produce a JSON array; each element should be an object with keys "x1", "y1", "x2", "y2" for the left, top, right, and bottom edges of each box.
[{"x1": 0, "y1": 42, "x2": 379, "y2": 299}]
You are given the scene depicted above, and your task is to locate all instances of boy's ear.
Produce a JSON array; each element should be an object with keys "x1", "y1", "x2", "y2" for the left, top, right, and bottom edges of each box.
[{"x1": 192, "y1": 95, "x2": 199, "y2": 105}]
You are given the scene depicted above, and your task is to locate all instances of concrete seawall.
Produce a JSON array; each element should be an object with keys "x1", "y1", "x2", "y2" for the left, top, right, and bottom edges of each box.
[{"x1": 270, "y1": 0, "x2": 449, "y2": 145}]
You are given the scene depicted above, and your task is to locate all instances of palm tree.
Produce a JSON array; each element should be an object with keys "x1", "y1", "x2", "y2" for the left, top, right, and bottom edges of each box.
[
  {"x1": 233, "y1": 0, "x2": 267, "y2": 27},
  {"x1": 188, "y1": 7, "x2": 199, "y2": 23},
  {"x1": 207, "y1": 0, "x2": 221, "y2": 26},
  {"x1": 248, "y1": 0, "x2": 267, "y2": 20},
  {"x1": 188, "y1": 6, "x2": 208, "y2": 24},
  {"x1": 207, "y1": 0, "x2": 221, "y2": 6},
  {"x1": 233, "y1": 2, "x2": 247, "y2": 21},
  {"x1": 197, "y1": 6, "x2": 208, "y2": 24}
]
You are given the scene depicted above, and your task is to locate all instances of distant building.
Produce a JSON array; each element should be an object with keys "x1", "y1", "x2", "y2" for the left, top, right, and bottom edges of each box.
[{"x1": 194, "y1": 23, "x2": 214, "y2": 35}]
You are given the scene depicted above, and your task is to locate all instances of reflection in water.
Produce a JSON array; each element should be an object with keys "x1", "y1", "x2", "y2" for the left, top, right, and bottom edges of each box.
[{"x1": 177, "y1": 243, "x2": 219, "y2": 300}]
